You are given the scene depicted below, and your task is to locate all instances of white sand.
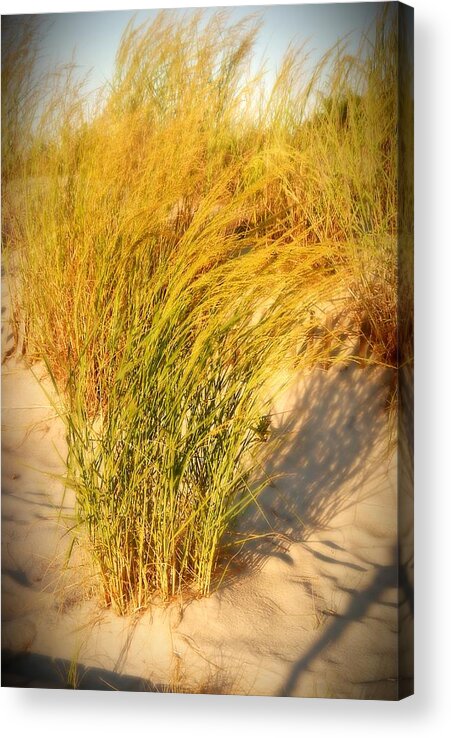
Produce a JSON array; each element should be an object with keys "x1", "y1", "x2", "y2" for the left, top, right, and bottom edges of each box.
[{"x1": 1, "y1": 273, "x2": 405, "y2": 698}]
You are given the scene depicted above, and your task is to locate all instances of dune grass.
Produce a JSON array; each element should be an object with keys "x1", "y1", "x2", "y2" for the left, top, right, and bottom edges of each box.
[{"x1": 1, "y1": 8, "x2": 411, "y2": 613}]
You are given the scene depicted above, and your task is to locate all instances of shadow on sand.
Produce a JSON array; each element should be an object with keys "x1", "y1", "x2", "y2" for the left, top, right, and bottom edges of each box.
[
  {"x1": 1, "y1": 649, "x2": 162, "y2": 691},
  {"x1": 276, "y1": 545, "x2": 413, "y2": 698},
  {"x1": 233, "y1": 364, "x2": 395, "y2": 567}
]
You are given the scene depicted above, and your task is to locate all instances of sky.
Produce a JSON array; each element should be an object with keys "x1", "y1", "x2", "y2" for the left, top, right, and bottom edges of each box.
[{"x1": 2, "y1": 3, "x2": 383, "y2": 98}]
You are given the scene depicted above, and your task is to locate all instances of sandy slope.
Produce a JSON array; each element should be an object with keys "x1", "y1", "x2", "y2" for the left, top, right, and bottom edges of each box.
[{"x1": 1, "y1": 273, "x2": 407, "y2": 699}]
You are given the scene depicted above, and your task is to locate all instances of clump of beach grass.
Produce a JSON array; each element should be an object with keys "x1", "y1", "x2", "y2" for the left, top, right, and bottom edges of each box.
[{"x1": 1, "y1": 7, "x2": 409, "y2": 613}]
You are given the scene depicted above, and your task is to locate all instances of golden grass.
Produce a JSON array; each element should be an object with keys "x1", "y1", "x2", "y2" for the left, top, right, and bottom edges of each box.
[{"x1": 1, "y1": 7, "x2": 412, "y2": 613}]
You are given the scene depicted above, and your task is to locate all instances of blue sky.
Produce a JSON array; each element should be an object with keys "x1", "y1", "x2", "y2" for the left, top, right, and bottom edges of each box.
[{"x1": 18, "y1": 3, "x2": 382, "y2": 96}]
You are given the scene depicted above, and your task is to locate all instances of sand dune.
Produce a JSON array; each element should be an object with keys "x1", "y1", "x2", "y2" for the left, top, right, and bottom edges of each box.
[{"x1": 1, "y1": 272, "x2": 409, "y2": 698}]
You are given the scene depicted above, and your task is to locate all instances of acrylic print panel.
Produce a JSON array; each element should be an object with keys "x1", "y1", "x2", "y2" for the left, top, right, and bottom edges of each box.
[{"x1": 1, "y1": 2, "x2": 413, "y2": 698}]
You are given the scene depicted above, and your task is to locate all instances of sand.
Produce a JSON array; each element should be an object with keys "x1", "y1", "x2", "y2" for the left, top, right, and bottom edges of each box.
[{"x1": 1, "y1": 269, "x2": 410, "y2": 698}]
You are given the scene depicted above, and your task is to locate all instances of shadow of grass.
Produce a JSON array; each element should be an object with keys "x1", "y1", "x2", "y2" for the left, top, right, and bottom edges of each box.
[{"x1": 227, "y1": 364, "x2": 395, "y2": 572}]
